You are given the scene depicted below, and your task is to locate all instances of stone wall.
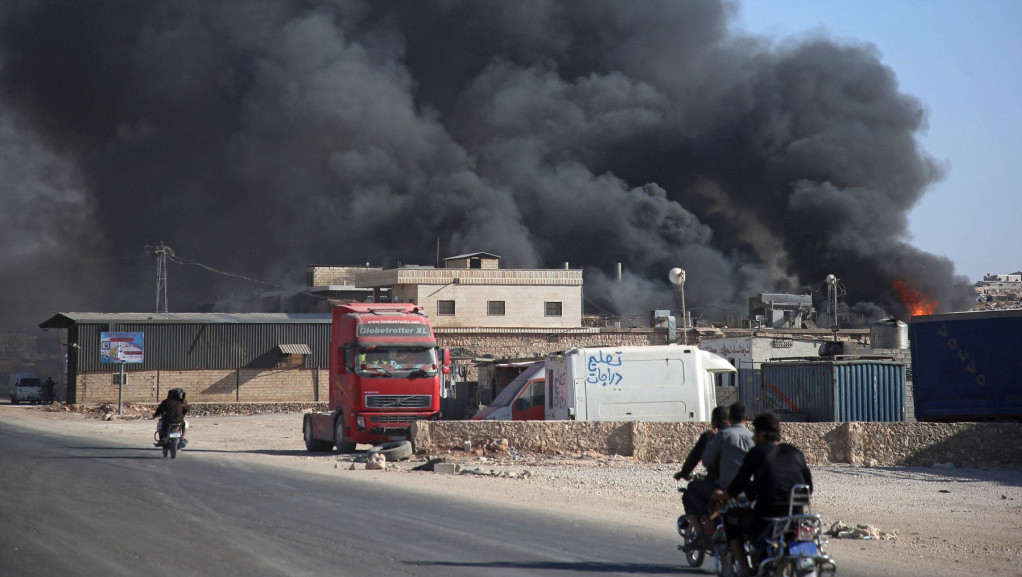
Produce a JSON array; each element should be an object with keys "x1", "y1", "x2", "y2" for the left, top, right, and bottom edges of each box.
[
  {"x1": 411, "y1": 420, "x2": 1022, "y2": 467},
  {"x1": 437, "y1": 328, "x2": 667, "y2": 362}
]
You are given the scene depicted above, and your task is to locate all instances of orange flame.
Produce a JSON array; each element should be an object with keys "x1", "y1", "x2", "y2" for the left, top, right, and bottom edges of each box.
[{"x1": 891, "y1": 280, "x2": 937, "y2": 316}]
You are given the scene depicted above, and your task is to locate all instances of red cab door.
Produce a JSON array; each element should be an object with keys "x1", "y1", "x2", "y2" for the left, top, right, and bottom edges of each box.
[{"x1": 511, "y1": 378, "x2": 546, "y2": 420}]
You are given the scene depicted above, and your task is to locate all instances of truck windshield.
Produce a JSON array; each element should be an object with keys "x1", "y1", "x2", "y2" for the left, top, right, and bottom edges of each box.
[
  {"x1": 355, "y1": 346, "x2": 437, "y2": 378},
  {"x1": 18, "y1": 378, "x2": 42, "y2": 387}
]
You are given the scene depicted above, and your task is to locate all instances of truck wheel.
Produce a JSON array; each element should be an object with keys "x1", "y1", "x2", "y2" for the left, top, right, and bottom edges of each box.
[
  {"x1": 367, "y1": 440, "x2": 413, "y2": 461},
  {"x1": 10, "y1": 395, "x2": 17, "y2": 405},
  {"x1": 334, "y1": 415, "x2": 356, "y2": 453},
  {"x1": 303, "y1": 414, "x2": 332, "y2": 452}
]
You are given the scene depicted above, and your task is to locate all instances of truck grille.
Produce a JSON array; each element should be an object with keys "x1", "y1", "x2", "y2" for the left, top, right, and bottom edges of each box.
[
  {"x1": 365, "y1": 394, "x2": 432, "y2": 409},
  {"x1": 370, "y1": 415, "x2": 427, "y2": 424}
]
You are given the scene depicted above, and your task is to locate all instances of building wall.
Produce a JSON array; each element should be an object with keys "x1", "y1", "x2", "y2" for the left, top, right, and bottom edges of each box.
[
  {"x1": 306, "y1": 265, "x2": 382, "y2": 286},
  {"x1": 358, "y1": 267, "x2": 583, "y2": 329},
  {"x1": 418, "y1": 283, "x2": 582, "y2": 329},
  {"x1": 436, "y1": 328, "x2": 666, "y2": 360},
  {"x1": 74, "y1": 368, "x2": 328, "y2": 404}
]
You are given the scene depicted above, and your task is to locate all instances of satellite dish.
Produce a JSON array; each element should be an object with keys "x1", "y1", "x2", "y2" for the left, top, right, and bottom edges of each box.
[{"x1": 668, "y1": 267, "x2": 686, "y2": 286}]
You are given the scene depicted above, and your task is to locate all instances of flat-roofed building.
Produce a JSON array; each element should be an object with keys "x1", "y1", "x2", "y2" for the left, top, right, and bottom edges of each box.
[{"x1": 356, "y1": 253, "x2": 583, "y2": 329}]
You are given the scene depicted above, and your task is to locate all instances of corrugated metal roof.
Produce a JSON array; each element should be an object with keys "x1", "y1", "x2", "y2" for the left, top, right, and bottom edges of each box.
[
  {"x1": 277, "y1": 343, "x2": 312, "y2": 355},
  {"x1": 40, "y1": 312, "x2": 332, "y2": 329}
]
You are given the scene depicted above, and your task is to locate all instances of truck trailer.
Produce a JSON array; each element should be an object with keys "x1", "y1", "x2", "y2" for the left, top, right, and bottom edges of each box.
[
  {"x1": 302, "y1": 303, "x2": 449, "y2": 452},
  {"x1": 910, "y1": 309, "x2": 1022, "y2": 422},
  {"x1": 544, "y1": 345, "x2": 735, "y2": 421}
]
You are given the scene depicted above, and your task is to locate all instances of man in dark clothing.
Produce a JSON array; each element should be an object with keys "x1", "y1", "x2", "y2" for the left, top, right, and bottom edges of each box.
[
  {"x1": 715, "y1": 412, "x2": 812, "y2": 577},
  {"x1": 674, "y1": 405, "x2": 729, "y2": 548},
  {"x1": 153, "y1": 388, "x2": 189, "y2": 446}
]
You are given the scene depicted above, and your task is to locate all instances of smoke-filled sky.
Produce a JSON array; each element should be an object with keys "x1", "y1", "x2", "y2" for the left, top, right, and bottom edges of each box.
[{"x1": 0, "y1": 0, "x2": 977, "y2": 333}]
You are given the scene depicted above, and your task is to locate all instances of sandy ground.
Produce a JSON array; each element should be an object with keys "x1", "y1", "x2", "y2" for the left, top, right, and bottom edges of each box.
[{"x1": 2, "y1": 404, "x2": 1020, "y2": 576}]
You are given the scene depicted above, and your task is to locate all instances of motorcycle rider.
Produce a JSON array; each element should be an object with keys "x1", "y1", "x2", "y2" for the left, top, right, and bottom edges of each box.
[
  {"x1": 714, "y1": 412, "x2": 813, "y2": 577},
  {"x1": 701, "y1": 403, "x2": 755, "y2": 489},
  {"x1": 153, "y1": 388, "x2": 189, "y2": 447},
  {"x1": 674, "y1": 405, "x2": 730, "y2": 549}
]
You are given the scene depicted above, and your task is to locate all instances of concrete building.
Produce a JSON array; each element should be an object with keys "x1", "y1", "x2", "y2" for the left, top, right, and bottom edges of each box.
[{"x1": 356, "y1": 253, "x2": 584, "y2": 329}]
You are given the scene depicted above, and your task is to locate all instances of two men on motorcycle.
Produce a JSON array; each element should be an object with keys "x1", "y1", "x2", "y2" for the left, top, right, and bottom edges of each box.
[
  {"x1": 714, "y1": 412, "x2": 813, "y2": 577},
  {"x1": 674, "y1": 405, "x2": 730, "y2": 549},
  {"x1": 153, "y1": 388, "x2": 189, "y2": 447}
]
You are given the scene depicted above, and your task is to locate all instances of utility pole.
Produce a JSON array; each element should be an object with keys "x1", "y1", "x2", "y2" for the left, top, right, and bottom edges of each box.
[{"x1": 145, "y1": 242, "x2": 174, "y2": 313}]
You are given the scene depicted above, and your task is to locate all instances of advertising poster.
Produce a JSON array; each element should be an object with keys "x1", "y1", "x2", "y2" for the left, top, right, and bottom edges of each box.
[{"x1": 100, "y1": 332, "x2": 145, "y2": 364}]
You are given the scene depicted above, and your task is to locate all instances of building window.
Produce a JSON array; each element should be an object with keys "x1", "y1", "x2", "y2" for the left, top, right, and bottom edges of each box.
[
  {"x1": 545, "y1": 301, "x2": 562, "y2": 316},
  {"x1": 487, "y1": 300, "x2": 505, "y2": 316},
  {"x1": 438, "y1": 300, "x2": 455, "y2": 315}
]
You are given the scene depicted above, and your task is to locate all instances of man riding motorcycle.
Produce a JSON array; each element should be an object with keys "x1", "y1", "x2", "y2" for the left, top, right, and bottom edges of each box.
[
  {"x1": 714, "y1": 412, "x2": 813, "y2": 577},
  {"x1": 674, "y1": 405, "x2": 730, "y2": 550},
  {"x1": 153, "y1": 388, "x2": 189, "y2": 447}
]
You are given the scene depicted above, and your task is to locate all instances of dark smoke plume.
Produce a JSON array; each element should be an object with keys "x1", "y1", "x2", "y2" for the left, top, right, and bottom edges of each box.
[{"x1": 0, "y1": 0, "x2": 974, "y2": 333}]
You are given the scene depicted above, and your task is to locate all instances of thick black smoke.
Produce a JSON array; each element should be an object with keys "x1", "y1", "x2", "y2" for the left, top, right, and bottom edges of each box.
[{"x1": 0, "y1": 0, "x2": 974, "y2": 333}]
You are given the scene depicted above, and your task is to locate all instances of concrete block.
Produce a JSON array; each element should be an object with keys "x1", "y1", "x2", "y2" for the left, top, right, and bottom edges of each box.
[{"x1": 434, "y1": 462, "x2": 460, "y2": 475}]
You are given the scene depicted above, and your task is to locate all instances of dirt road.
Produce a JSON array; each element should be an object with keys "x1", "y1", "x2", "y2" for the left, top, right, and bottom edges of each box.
[{"x1": 2, "y1": 404, "x2": 1019, "y2": 576}]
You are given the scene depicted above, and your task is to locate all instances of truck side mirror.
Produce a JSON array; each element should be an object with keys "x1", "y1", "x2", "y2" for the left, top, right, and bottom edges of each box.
[
  {"x1": 337, "y1": 346, "x2": 349, "y2": 374},
  {"x1": 439, "y1": 348, "x2": 451, "y2": 374}
]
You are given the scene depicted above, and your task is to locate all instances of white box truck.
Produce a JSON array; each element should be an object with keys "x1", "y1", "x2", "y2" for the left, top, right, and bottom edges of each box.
[{"x1": 544, "y1": 345, "x2": 735, "y2": 421}]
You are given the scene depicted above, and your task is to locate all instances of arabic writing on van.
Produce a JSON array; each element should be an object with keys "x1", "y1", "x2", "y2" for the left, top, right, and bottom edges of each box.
[
  {"x1": 551, "y1": 370, "x2": 568, "y2": 409},
  {"x1": 586, "y1": 351, "x2": 623, "y2": 386}
]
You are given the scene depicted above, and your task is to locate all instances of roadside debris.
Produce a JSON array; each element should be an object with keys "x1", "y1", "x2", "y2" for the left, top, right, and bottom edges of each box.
[{"x1": 826, "y1": 520, "x2": 898, "y2": 541}]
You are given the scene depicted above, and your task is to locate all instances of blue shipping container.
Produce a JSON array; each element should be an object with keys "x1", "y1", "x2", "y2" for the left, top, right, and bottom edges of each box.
[
  {"x1": 910, "y1": 309, "x2": 1022, "y2": 422},
  {"x1": 759, "y1": 361, "x2": 906, "y2": 422}
]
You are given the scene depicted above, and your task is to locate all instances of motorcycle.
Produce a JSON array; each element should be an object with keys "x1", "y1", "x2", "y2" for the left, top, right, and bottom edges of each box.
[
  {"x1": 714, "y1": 484, "x2": 837, "y2": 577},
  {"x1": 677, "y1": 476, "x2": 728, "y2": 568},
  {"x1": 154, "y1": 419, "x2": 188, "y2": 459}
]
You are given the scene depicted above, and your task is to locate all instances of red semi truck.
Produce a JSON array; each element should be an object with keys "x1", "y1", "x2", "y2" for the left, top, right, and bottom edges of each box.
[{"x1": 302, "y1": 303, "x2": 449, "y2": 452}]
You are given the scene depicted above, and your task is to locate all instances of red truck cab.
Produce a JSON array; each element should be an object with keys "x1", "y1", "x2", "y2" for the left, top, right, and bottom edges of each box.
[
  {"x1": 303, "y1": 303, "x2": 449, "y2": 452},
  {"x1": 470, "y1": 362, "x2": 545, "y2": 421}
]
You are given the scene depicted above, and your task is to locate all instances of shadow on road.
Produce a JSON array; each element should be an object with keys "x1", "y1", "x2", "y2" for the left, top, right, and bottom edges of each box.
[{"x1": 407, "y1": 560, "x2": 700, "y2": 574}]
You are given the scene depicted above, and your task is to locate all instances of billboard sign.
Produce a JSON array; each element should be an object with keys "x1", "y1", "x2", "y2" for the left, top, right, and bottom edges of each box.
[{"x1": 100, "y1": 332, "x2": 145, "y2": 364}]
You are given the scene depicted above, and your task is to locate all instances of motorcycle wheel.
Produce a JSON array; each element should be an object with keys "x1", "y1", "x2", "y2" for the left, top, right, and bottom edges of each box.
[
  {"x1": 162, "y1": 443, "x2": 169, "y2": 458},
  {"x1": 168, "y1": 438, "x2": 178, "y2": 459},
  {"x1": 682, "y1": 519, "x2": 705, "y2": 568},
  {"x1": 715, "y1": 548, "x2": 734, "y2": 577}
]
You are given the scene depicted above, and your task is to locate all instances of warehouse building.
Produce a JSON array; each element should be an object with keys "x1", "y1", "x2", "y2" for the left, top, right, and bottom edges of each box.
[{"x1": 39, "y1": 312, "x2": 331, "y2": 404}]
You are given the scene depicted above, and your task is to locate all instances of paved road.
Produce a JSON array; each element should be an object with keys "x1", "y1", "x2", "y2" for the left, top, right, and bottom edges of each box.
[{"x1": 0, "y1": 420, "x2": 696, "y2": 577}]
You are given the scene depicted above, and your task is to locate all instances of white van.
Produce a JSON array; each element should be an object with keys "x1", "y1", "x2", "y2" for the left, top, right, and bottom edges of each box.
[
  {"x1": 544, "y1": 345, "x2": 735, "y2": 421},
  {"x1": 8, "y1": 372, "x2": 44, "y2": 404}
]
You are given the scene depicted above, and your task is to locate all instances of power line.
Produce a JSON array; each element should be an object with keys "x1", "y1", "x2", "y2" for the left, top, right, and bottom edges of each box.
[{"x1": 144, "y1": 243, "x2": 329, "y2": 311}]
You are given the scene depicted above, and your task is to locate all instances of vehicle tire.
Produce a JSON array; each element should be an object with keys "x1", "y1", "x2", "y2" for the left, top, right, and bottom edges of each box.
[
  {"x1": 303, "y1": 414, "x2": 332, "y2": 452},
  {"x1": 682, "y1": 518, "x2": 705, "y2": 568},
  {"x1": 162, "y1": 444, "x2": 169, "y2": 458},
  {"x1": 10, "y1": 395, "x2": 17, "y2": 405},
  {"x1": 715, "y1": 548, "x2": 734, "y2": 577},
  {"x1": 168, "y1": 438, "x2": 178, "y2": 459},
  {"x1": 334, "y1": 414, "x2": 356, "y2": 453},
  {"x1": 367, "y1": 440, "x2": 413, "y2": 462}
]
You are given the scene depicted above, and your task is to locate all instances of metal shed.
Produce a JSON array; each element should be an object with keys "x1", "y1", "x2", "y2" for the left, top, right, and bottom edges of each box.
[{"x1": 39, "y1": 312, "x2": 331, "y2": 403}]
